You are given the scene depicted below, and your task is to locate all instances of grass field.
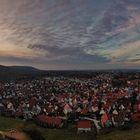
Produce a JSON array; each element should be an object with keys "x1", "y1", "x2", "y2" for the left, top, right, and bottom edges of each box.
[{"x1": 0, "y1": 117, "x2": 140, "y2": 140}]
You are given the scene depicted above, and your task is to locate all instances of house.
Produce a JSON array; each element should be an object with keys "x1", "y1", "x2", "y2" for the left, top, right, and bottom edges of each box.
[
  {"x1": 101, "y1": 112, "x2": 109, "y2": 127},
  {"x1": 133, "y1": 103, "x2": 140, "y2": 112},
  {"x1": 80, "y1": 108, "x2": 89, "y2": 115},
  {"x1": 36, "y1": 115, "x2": 63, "y2": 128},
  {"x1": 132, "y1": 113, "x2": 140, "y2": 122},
  {"x1": 77, "y1": 120, "x2": 92, "y2": 133}
]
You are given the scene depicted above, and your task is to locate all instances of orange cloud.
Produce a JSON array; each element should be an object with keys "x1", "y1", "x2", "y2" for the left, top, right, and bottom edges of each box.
[
  {"x1": 0, "y1": 41, "x2": 44, "y2": 58},
  {"x1": 110, "y1": 40, "x2": 140, "y2": 59}
]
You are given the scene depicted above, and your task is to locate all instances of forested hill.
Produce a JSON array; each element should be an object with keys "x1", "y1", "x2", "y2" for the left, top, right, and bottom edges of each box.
[{"x1": 0, "y1": 65, "x2": 42, "y2": 81}]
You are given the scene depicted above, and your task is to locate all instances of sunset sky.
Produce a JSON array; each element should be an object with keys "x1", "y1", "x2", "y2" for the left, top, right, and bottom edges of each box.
[{"x1": 0, "y1": 0, "x2": 140, "y2": 70}]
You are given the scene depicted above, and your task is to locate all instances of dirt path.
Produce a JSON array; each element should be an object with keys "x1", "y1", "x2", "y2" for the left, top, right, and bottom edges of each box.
[{"x1": 3, "y1": 131, "x2": 29, "y2": 140}]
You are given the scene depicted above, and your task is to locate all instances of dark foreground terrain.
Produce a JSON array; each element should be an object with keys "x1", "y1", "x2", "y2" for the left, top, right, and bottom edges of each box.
[{"x1": 0, "y1": 117, "x2": 140, "y2": 140}]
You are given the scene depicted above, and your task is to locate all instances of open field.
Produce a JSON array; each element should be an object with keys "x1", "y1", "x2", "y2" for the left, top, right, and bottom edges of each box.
[{"x1": 0, "y1": 117, "x2": 140, "y2": 140}]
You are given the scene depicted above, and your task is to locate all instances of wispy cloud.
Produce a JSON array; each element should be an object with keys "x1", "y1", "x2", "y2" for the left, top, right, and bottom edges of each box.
[{"x1": 0, "y1": 0, "x2": 140, "y2": 69}]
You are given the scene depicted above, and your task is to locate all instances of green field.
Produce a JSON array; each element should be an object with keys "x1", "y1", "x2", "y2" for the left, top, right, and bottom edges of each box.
[{"x1": 0, "y1": 117, "x2": 140, "y2": 140}]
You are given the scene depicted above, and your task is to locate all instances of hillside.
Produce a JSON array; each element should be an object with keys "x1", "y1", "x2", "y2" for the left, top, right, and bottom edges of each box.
[
  {"x1": 0, "y1": 117, "x2": 140, "y2": 140},
  {"x1": 0, "y1": 65, "x2": 42, "y2": 81}
]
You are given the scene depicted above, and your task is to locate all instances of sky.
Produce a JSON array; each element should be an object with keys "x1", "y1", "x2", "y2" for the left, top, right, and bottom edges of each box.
[{"x1": 0, "y1": 0, "x2": 140, "y2": 70}]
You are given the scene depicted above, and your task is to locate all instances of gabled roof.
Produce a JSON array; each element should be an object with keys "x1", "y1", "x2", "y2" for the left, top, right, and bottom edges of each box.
[
  {"x1": 37, "y1": 115, "x2": 62, "y2": 126},
  {"x1": 80, "y1": 108, "x2": 88, "y2": 115},
  {"x1": 77, "y1": 120, "x2": 92, "y2": 129},
  {"x1": 134, "y1": 103, "x2": 140, "y2": 111},
  {"x1": 132, "y1": 113, "x2": 140, "y2": 122}
]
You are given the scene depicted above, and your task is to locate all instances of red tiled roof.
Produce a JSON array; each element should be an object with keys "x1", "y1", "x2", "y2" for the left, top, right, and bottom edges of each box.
[
  {"x1": 80, "y1": 108, "x2": 88, "y2": 115},
  {"x1": 132, "y1": 113, "x2": 140, "y2": 122},
  {"x1": 134, "y1": 103, "x2": 140, "y2": 111},
  {"x1": 37, "y1": 115, "x2": 62, "y2": 126},
  {"x1": 131, "y1": 79, "x2": 139, "y2": 83},
  {"x1": 77, "y1": 121, "x2": 92, "y2": 129}
]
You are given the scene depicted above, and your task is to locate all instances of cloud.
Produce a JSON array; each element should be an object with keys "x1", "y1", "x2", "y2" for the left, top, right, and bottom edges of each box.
[
  {"x1": 0, "y1": 0, "x2": 140, "y2": 69},
  {"x1": 28, "y1": 44, "x2": 109, "y2": 64},
  {"x1": 109, "y1": 40, "x2": 140, "y2": 60}
]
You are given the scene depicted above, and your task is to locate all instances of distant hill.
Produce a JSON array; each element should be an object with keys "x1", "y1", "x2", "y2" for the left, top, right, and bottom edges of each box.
[
  {"x1": 9, "y1": 66, "x2": 41, "y2": 73},
  {"x1": 0, "y1": 65, "x2": 42, "y2": 81},
  {"x1": 0, "y1": 65, "x2": 41, "y2": 73},
  {"x1": 1, "y1": 65, "x2": 140, "y2": 81}
]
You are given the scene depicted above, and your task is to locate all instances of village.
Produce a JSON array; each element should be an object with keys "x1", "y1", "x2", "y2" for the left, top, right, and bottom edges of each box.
[{"x1": 0, "y1": 72, "x2": 140, "y2": 140}]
